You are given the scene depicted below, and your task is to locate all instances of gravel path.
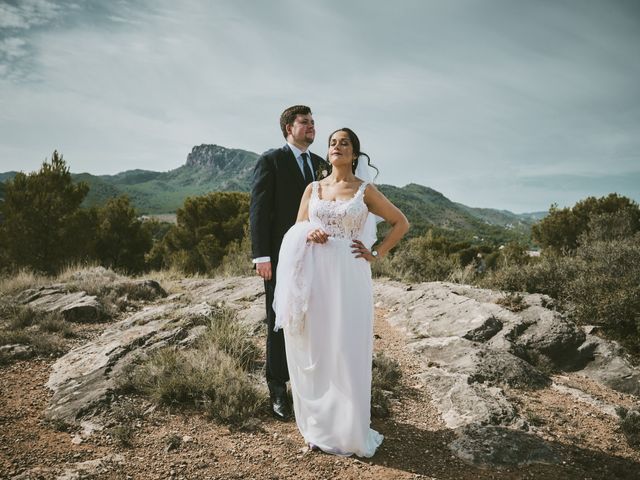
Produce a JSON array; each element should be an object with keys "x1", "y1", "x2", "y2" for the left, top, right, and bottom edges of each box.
[{"x1": 1, "y1": 308, "x2": 639, "y2": 479}]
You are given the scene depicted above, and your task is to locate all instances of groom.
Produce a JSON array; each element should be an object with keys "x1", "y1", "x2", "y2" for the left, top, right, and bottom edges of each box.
[{"x1": 250, "y1": 105, "x2": 325, "y2": 421}]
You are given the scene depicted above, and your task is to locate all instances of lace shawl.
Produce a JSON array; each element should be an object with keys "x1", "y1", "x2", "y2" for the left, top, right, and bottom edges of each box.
[{"x1": 272, "y1": 220, "x2": 318, "y2": 334}]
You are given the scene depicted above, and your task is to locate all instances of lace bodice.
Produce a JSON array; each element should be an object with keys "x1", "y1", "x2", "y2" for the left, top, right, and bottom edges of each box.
[{"x1": 309, "y1": 181, "x2": 370, "y2": 239}]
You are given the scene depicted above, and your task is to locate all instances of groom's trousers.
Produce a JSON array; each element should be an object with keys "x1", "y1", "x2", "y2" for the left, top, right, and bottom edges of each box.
[{"x1": 264, "y1": 269, "x2": 289, "y2": 390}]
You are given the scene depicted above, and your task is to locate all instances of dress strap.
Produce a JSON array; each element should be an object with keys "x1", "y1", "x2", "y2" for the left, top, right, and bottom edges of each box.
[
  {"x1": 311, "y1": 181, "x2": 319, "y2": 200},
  {"x1": 357, "y1": 181, "x2": 369, "y2": 197}
]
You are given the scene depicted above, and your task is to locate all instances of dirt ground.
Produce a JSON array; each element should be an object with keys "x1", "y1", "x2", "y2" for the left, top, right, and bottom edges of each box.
[{"x1": 1, "y1": 309, "x2": 640, "y2": 480}]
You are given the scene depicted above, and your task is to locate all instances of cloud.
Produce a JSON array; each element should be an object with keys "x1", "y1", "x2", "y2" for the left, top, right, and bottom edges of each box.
[
  {"x1": 0, "y1": 37, "x2": 27, "y2": 58},
  {"x1": 0, "y1": 0, "x2": 61, "y2": 30},
  {"x1": 0, "y1": 0, "x2": 638, "y2": 212}
]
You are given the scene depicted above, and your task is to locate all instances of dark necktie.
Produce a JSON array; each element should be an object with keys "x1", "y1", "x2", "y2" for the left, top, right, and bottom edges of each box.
[{"x1": 301, "y1": 152, "x2": 313, "y2": 184}]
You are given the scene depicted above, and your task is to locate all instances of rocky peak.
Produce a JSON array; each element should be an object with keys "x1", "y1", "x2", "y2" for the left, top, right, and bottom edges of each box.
[{"x1": 185, "y1": 144, "x2": 247, "y2": 170}]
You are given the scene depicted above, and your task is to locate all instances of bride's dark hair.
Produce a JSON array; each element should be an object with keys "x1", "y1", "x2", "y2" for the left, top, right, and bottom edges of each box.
[{"x1": 319, "y1": 128, "x2": 379, "y2": 180}]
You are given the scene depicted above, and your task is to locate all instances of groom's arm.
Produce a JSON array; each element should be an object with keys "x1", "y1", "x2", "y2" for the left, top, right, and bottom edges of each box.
[{"x1": 250, "y1": 152, "x2": 275, "y2": 264}]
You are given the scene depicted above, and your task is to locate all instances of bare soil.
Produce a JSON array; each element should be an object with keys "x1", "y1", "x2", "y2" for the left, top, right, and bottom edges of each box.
[{"x1": 1, "y1": 309, "x2": 639, "y2": 479}]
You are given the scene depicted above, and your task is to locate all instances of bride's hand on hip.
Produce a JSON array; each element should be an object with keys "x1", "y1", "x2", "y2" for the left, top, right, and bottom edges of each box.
[
  {"x1": 307, "y1": 228, "x2": 329, "y2": 244},
  {"x1": 351, "y1": 239, "x2": 375, "y2": 261}
]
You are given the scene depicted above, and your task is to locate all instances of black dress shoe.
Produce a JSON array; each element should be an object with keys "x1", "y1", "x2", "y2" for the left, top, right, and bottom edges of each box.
[
  {"x1": 271, "y1": 391, "x2": 292, "y2": 421},
  {"x1": 268, "y1": 382, "x2": 292, "y2": 421}
]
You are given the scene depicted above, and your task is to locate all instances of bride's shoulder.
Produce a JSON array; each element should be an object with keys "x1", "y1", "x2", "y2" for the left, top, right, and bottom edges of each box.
[
  {"x1": 353, "y1": 177, "x2": 375, "y2": 191},
  {"x1": 352, "y1": 177, "x2": 367, "y2": 187}
]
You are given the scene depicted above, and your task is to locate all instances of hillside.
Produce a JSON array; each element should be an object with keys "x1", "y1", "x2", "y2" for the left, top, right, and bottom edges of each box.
[
  {"x1": 81, "y1": 145, "x2": 257, "y2": 213},
  {"x1": 0, "y1": 145, "x2": 541, "y2": 243},
  {"x1": 377, "y1": 183, "x2": 533, "y2": 242}
]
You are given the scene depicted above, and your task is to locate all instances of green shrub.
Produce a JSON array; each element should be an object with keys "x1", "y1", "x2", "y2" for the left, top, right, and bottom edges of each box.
[
  {"x1": 564, "y1": 235, "x2": 640, "y2": 345},
  {"x1": 390, "y1": 237, "x2": 458, "y2": 282},
  {"x1": 370, "y1": 252, "x2": 397, "y2": 279},
  {"x1": 93, "y1": 196, "x2": 152, "y2": 274},
  {"x1": 532, "y1": 194, "x2": 640, "y2": 253},
  {"x1": 481, "y1": 230, "x2": 640, "y2": 356},
  {"x1": 480, "y1": 253, "x2": 577, "y2": 299}
]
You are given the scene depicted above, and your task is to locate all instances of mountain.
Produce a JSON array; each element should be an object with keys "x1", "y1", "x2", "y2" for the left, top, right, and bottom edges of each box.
[
  {"x1": 454, "y1": 203, "x2": 546, "y2": 229},
  {"x1": 377, "y1": 183, "x2": 533, "y2": 243},
  {"x1": 0, "y1": 145, "x2": 543, "y2": 243},
  {"x1": 76, "y1": 145, "x2": 257, "y2": 213}
]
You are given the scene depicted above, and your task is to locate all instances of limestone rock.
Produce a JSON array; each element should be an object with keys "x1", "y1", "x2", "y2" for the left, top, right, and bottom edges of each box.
[
  {"x1": 417, "y1": 370, "x2": 519, "y2": 429},
  {"x1": 450, "y1": 425, "x2": 561, "y2": 466},
  {"x1": 56, "y1": 454, "x2": 125, "y2": 480},
  {"x1": 509, "y1": 311, "x2": 587, "y2": 369},
  {"x1": 114, "y1": 279, "x2": 167, "y2": 300},
  {"x1": 462, "y1": 315, "x2": 503, "y2": 342},
  {"x1": 0, "y1": 344, "x2": 33, "y2": 361},
  {"x1": 44, "y1": 276, "x2": 265, "y2": 425},
  {"x1": 45, "y1": 302, "x2": 214, "y2": 423},
  {"x1": 373, "y1": 279, "x2": 640, "y2": 466},
  {"x1": 469, "y1": 350, "x2": 550, "y2": 389},
  {"x1": 16, "y1": 287, "x2": 104, "y2": 322},
  {"x1": 580, "y1": 333, "x2": 640, "y2": 395}
]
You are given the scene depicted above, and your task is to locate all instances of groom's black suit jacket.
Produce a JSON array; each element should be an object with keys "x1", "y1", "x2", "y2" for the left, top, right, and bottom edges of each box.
[{"x1": 250, "y1": 144, "x2": 325, "y2": 267}]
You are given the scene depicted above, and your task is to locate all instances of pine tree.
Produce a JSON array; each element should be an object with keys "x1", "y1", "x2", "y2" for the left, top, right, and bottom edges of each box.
[
  {"x1": 94, "y1": 195, "x2": 152, "y2": 273},
  {"x1": 162, "y1": 192, "x2": 250, "y2": 273},
  {"x1": 0, "y1": 151, "x2": 90, "y2": 273}
]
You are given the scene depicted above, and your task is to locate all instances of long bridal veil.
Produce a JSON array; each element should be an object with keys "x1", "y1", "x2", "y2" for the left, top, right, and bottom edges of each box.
[{"x1": 354, "y1": 154, "x2": 382, "y2": 249}]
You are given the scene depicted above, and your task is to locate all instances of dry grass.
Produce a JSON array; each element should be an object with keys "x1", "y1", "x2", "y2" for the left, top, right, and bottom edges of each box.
[
  {"x1": 144, "y1": 268, "x2": 208, "y2": 296},
  {"x1": 496, "y1": 292, "x2": 529, "y2": 312},
  {"x1": 58, "y1": 265, "x2": 125, "y2": 296},
  {"x1": 215, "y1": 232, "x2": 254, "y2": 277},
  {"x1": 38, "y1": 314, "x2": 76, "y2": 338},
  {"x1": 371, "y1": 352, "x2": 402, "y2": 418},
  {"x1": 0, "y1": 269, "x2": 49, "y2": 295},
  {"x1": 0, "y1": 298, "x2": 74, "y2": 364},
  {"x1": 200, "y1": 305, "x2": 260, "y2": 371},
  {"x1": 120, "y1": 305, "x2": 266, "y2": 424}
]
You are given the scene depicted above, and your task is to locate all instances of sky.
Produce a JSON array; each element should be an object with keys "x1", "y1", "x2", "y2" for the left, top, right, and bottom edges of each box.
[{"x1": 1, "y1": 0, "x2": 639, "y2": 213}]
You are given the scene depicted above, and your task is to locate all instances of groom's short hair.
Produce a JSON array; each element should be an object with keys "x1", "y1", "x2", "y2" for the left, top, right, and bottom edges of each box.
[{"x1": 280, "y1": 105, "x2": 312, "y2": 138}]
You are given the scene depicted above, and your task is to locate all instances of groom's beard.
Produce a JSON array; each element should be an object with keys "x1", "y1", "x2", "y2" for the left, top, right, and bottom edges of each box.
[{"x1": 304, "y1": 134, "x2": 315, "y2": 146}]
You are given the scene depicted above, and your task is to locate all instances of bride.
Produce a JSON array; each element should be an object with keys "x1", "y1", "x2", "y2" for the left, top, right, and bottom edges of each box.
[{"x1": 273, "y1": 127, "x2": 409, "y2": 457}]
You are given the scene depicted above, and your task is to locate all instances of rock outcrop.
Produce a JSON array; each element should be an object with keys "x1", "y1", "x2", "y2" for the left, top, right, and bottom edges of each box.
[
  {"x1": 44, "y1": 276, "x2": 265, "y2": 425},
  {"x1": 374, "y1": 280, "x2": 640, "y2": 466},
  {"x1": 16, "y1": 287, "x2": 104, "y2": 322},
  {"x1": 37, "y1": 275, "x2": 640, "y2": 468}
]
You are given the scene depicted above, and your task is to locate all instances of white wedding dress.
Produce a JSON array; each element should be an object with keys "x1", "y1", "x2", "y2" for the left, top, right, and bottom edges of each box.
[{"x1": 274, "y1": 180, "x2": 383, "y2": 458}]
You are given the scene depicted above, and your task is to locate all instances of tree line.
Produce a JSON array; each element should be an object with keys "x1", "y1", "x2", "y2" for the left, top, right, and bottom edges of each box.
[
  {"x1": 372, "y1": 192, "x2": 640, "y2": 356},
  {"x1": 2, "y1": 151, "x2": 638, "y2": 355},
  {"x1": 0, "y1": 151, "x2": 249, "y2": 275}
]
